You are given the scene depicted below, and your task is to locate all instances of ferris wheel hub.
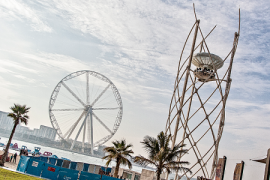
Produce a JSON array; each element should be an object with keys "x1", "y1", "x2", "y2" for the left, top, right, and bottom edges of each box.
[{"x1": 85, "y1": 105, "x2": 92, "y2": 111}]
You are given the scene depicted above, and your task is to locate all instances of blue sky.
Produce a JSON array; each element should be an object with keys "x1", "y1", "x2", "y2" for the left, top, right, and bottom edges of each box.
[{"x1": 0, "y1": 0, "x2": 269, "y2": 179}]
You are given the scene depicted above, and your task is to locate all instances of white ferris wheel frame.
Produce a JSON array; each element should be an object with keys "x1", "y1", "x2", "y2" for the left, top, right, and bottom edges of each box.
[{"x1": 49, "y1": 70, "x2": 123, "y2": 154}]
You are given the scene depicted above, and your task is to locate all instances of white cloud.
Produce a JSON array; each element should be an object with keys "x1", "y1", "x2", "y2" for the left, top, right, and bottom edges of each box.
[
  {"x1": 0, "y1": 1, "x2": 270, "y2": 179},
  {"x1": 1, "y1": 58, "x2": 39, "y2": 74},
  {"x1": 0, "y1": 0, "x2": 52, "y2": 32}
]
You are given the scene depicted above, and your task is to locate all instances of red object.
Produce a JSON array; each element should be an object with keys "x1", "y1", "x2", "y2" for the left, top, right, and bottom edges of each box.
[
  {"x1": 43, "y1": 151, "x2": 52, "y2": 156},
  {"x1": 47, "y1": 167, "x2": 55, "y2": 172},
  {"x1": 12, "y1": 143, "x2": 18, "y2": 149},
  {"x1": 0, "y1": 155, "x2": 9, "y2": 162}
]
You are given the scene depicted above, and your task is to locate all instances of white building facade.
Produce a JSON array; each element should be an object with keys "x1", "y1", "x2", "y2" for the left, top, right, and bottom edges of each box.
[{"x1": 0, "y1": 111, "x2": 57, "y2": 140}]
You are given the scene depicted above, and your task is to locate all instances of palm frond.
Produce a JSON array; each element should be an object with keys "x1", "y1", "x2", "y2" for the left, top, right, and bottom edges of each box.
[
  {"x1": 102, "y1": 139, "x2": 133, "y2": 171},
  {"x1": 133, "y1": 155, "x2": 156, "y2": 167},
  {"x1": 135, "y1": 131, "x2": 191, "y2": 179},
  {"x1": 8, "y1": 104, "x2": 30, "y2": 125}
]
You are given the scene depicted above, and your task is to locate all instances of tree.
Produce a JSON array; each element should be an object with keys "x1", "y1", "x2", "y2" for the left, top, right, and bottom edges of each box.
[
  {"x1": 0, "y1": 104, "x2": 30, "y2": 166},
  {"x1": 134, "y1": 131, "x2": 191, "y2": 180},
  {"x1": 102, "y1": 139, "x2": 134, "y2": 178}
]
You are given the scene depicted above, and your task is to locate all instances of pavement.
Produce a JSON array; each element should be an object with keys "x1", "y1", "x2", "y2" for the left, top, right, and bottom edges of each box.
[{"x1": 0, "y1": 150, "x2": 21, "y2": 170}]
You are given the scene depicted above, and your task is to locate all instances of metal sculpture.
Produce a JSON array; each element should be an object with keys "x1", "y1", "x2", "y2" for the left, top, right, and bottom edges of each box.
[
  {"x1": 165, "y1": 5, "x2": 240, "y2": 179},
  {"x1": 49, "y1": 70, "x2": 123, "y2": 155}
]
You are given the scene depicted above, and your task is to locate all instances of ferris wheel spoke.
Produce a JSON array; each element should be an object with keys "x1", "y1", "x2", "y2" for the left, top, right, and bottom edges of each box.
[
  {"x1": 65, "y1": 111, "x2": 86, "y2": 139},
  {"x1": 90, "y1": 84, "x2": 111, "y2": 107},
  {"x1": 86, "y1": 72, "x2": 90, "y2": 105},
  {"x1": 70, "y1": 109, "x2": 91, "y2": 150},
  {"x1": 50, "y1": 70, "x2": 123, "y2": 154},
  {"x1": 51, "y1": 108, "x2": 84, "y2": 111},
  {"x1": 62, "y1": 81, "x2": 86, "y2": 107},
  {"x1": 93, "y1": 107, "x2": 119, "y2": 110},
  {"x1": 92, "y1": 112, "x2": 113, "y2": 134},
  {"x1": 87, "y1": 115, "x2": 91, "y2": 146},
  {"x1": 82, "y1": 116, "x2": 86, "y2": 152}
]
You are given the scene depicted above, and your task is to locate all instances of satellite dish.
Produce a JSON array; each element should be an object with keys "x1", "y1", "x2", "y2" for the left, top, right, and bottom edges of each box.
[
  {"x1": 192, "y1": 52, "x2": 223, "y2": 82},
  {"x1": 192, "y1": 52, "x2": 223, "y2": 70}
]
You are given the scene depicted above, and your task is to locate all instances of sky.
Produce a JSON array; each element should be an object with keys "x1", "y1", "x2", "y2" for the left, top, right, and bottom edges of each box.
[{"x1": 0, "y1": 0, "x2": 270, "y2": 179}]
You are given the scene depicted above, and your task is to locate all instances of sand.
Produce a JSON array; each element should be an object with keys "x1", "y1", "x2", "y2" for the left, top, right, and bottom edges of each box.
[{"x1": 0, "y1": 150, "x2": 21, "y2": 170}]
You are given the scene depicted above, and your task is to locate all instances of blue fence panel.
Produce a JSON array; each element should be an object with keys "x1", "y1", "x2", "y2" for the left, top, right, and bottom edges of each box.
[
  {"x1": 49, "y1": 158, "x2": 57, "y2": 165},
  {"x1": 31, "y1": 156, "x2": 41, "y2": 161},
  {"x1": 83, "y1": 163, "x2": 89, "y2": 172},
  {"x1": 102, "y1": 176, "x2": 121, "y2": 180},
  {"x1": 79, "y1": 171, "x2": 101, "y2": 180},
  {"x1": 41, "y1": 163, "x2": 60, "y2": 180},
  {"x1": 56, "y1": 159, "x2": 64, "y2": 167},
  {"x1": 16, "y1": 155, "x2": 30, "y2": 173},
  {"x1": 100, "y1": 167, "x2": 111, "y2": 174},
  {"x1": 106, "y1": 168, "x2": 112, "y2": 173},
  {"x1": 58, "y1": 168, "x2": 79, "y2": 180},
  {"x1": 26, "y1": 159, "x2": 45, "y2": 177},
  {"x1": 101, "y1": 166, "x2": 106, "y2": 172},
  {"x1": 70, "y1": 162, "x2": 77, "y2": 170},
  {"x1": 49, "y1": 155, "x2": 58, "y2": 159},
  {"x1": 40, "y1": 156, "x2": 48, "y2": 163}
]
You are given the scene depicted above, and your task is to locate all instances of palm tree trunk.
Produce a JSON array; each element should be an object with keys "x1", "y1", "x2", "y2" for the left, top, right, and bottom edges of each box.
[
  {"x1": 113, "y1": 159, "x2": 121, "y2": 178},
  {"x1": 157, "y1": 170, "x2": 161, "y2": 180},
  {"x1": 0, "y1": 122, "x2": 18, "y2": 166},
  {"x1": 156, "y1": 165, "x2": 162, "y2": 180}
]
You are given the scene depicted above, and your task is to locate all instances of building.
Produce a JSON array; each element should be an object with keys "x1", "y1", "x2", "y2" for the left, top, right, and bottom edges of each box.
[
  {"x1": 16, "y1": 125, "x2": 33, "y2": 135},
  {"x1": 111, "y1": 167, "x2": 166, "y2": 180},
  {"x1": 36, "y1": 125, "x2": 57, "y2": 140},
  {"x1": 0, "y1": 110, "x2": 56, "y2": 140},
  {"x1": 0, "y1": 111, "x2": 13, "y2": 130}
]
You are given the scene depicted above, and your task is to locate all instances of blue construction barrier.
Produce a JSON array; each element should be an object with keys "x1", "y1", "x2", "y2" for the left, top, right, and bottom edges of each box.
[
  {"x1": 16, "y1": 155, "x2": 30, "y2": 173},
  {"x1": 41, "y1": 163, "x2": 60, "y2": 180},
  {"x1": 102, "y1": 176, "x2": 121, "y2": 180},
  {"x1": 16, "y1": 156, "x2": 118, "y2": 180},
  {"x1": 26, "y1": 159, "x2": 45, "y2": 177},
  {"x1": 49, "y1": 157, "x2": 57, "y2": 165},
  {"x1": 58, "y1": 168, "x2": 79, "y2": 180},
  {"x1": 56, "y1": 159, "x2": 64, "y2": 167},
  {"x1": 101, "y1": 166, "x2": 106, "y2": 172},
  {"x1": 31, "y1": 156, "x2": 41, "y2": 161},
  {"x1": 40, "y1": 156, "x2": 48, "y2": 163},
  {"x1": 79, "y1": 171, "x2": 101, "y2": 180},
  {"x1": 106, "y1": 167, "x2": 112, "y2": 173},
  {"x1": 70, "y1": 161, "x2": 77, "y2": 170},
  {"x1": 49, "y1": 155, "x2": 58, "y2": 159},
  {"x1": 83, "y1": 163, "x2": 90, "y2": 172}
]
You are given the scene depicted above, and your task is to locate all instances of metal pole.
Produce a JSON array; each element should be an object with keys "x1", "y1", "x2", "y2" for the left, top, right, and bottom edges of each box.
[
  {"x1": 70, "y1": 109, "x2": 91, "y2": 150},
  {"x1": 221, "y1": 156, "x2": 227, "y2": 180},
  {"x1": 210, "y1": 32, "x2": 239, "y2": 178},
  {"x1": 264, "y1": 149, "x2": 270, "y2": 180},
  {"x1": 82, "y1": 115, "x2": 86, "y2": 153},
  {"x1": 90, "y1": 107, "x2": 94, "y2": 155},
  {"x1": 172, "y1": 20, "x2": 200, "y2": 180}
]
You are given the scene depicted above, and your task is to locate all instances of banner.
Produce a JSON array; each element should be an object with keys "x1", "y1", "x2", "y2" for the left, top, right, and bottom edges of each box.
[
  {"x1": 233, "y1": 161, "x2": 244, "y2": 180},
  {"x1": 215, "y1": 156, "x2": 226, "y2": 180}
]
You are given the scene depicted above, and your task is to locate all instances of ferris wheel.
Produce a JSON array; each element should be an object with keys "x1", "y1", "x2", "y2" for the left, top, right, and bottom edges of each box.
[{"x1": 49, "y1": 70, "x2": 123, "y2": 154}]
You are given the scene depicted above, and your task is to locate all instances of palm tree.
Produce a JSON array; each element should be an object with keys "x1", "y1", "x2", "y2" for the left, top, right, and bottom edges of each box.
[
  {"x1": 0, "y1": 104, "x2": 30, "y2": 166},
  {"x1": 134, "y1": 131, "x2": 191, "y2": 180},
  {"x1": 102, "y1": 139, "x2": 134, "y2": 178}
]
